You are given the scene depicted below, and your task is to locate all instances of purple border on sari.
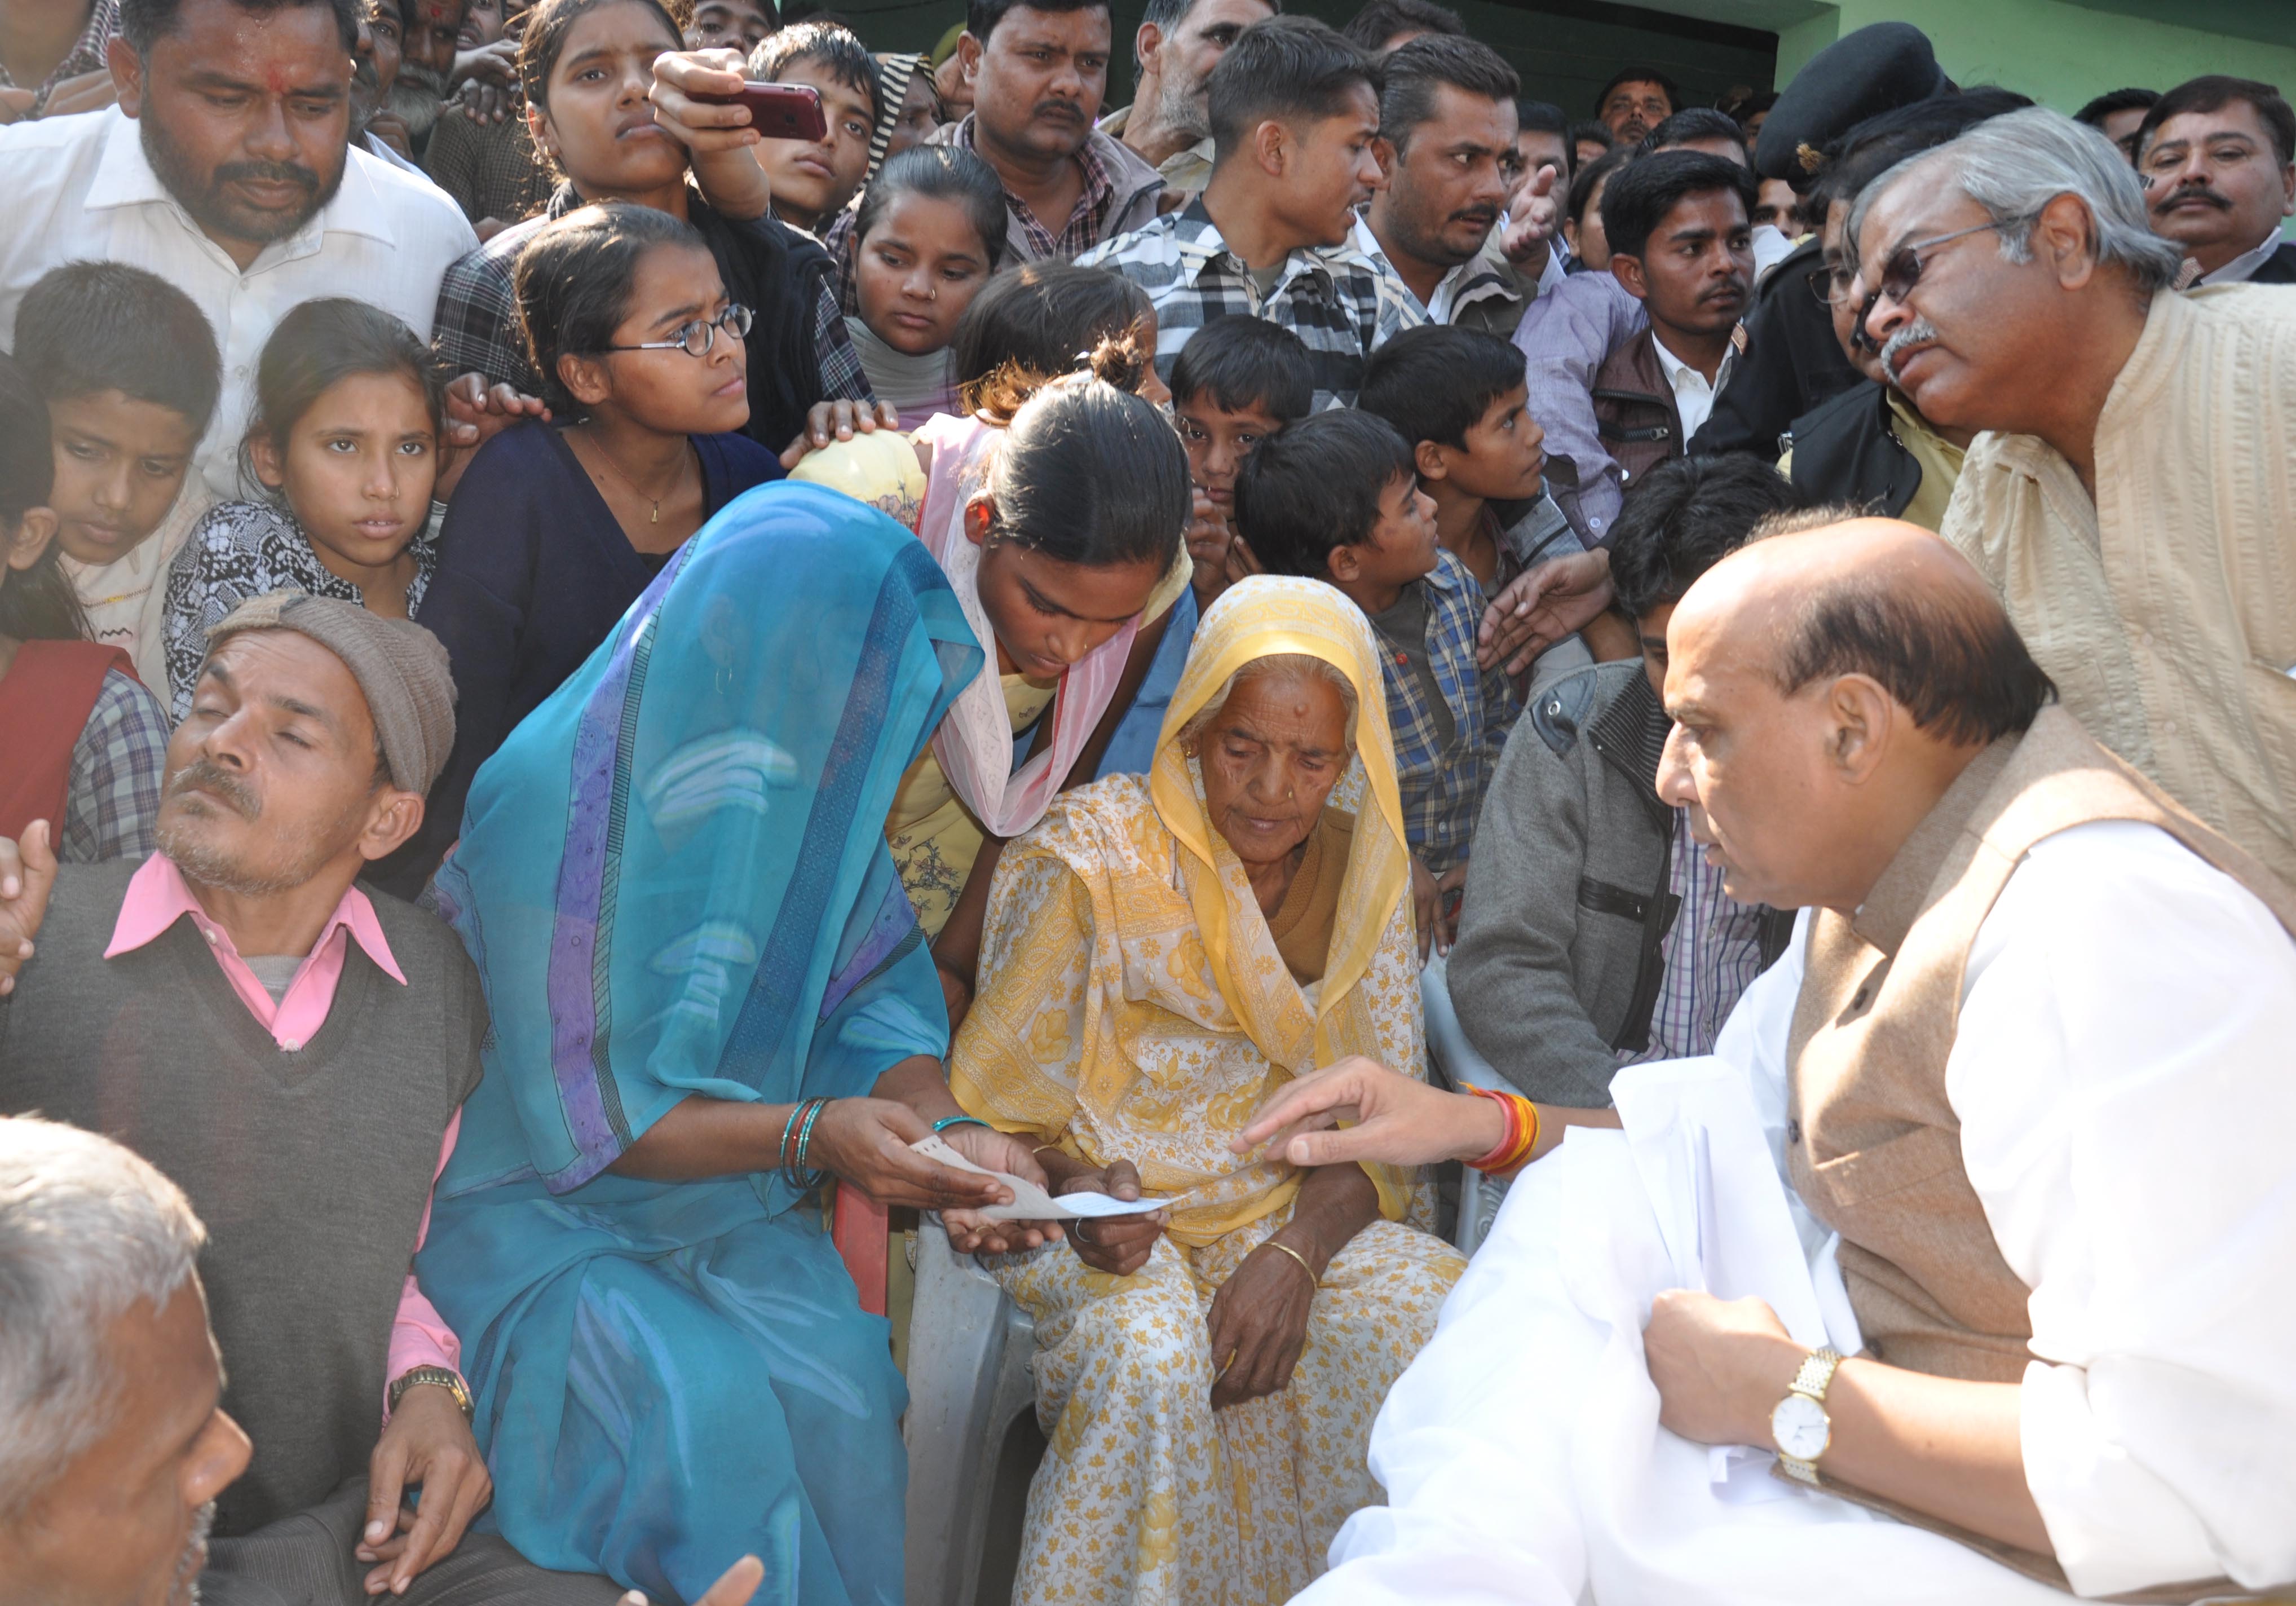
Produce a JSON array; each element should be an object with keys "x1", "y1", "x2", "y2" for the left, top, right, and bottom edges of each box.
[{"x1": 541, "y1": 546, "x2": 697, "y2": 1189}]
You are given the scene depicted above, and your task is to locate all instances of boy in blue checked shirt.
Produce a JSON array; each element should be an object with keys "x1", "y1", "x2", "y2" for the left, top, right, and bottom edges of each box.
[{"x1": 1235, "y1": 408, "x2": 1520, "y2": 956}]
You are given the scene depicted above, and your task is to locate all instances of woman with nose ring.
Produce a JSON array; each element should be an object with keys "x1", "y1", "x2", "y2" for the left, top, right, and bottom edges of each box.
[{"x1": 940, "y1": 576, "x2": 1468, "y2": 1606}]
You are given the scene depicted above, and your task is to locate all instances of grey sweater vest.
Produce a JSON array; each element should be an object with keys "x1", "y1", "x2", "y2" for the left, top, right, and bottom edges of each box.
[{"x1": 0, "y1": 860, "x2": 484, "y2": 1536}]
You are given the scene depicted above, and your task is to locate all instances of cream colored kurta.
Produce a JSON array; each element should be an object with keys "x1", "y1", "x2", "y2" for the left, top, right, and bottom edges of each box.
[{"x1": 1939, "y1": 284, "x2": 2296, "y2": 884}]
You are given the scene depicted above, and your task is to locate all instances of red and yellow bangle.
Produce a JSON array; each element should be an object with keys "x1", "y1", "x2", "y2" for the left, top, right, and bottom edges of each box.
[{"x1": 1465, "y1": 1086, "x2": 1542, "y2": 1173}]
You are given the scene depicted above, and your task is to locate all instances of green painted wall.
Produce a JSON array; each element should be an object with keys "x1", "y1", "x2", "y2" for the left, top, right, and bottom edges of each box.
[{"x1": 1773, "y1": 0, "x2": 2296, "y2": 115}]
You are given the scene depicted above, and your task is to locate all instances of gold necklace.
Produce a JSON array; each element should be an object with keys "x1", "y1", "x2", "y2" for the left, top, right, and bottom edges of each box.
[{"x1": 581, "y1": 429, "x2": 689, "y2": 524}]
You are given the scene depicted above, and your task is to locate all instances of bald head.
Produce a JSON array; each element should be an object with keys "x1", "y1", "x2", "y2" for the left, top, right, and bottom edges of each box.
[{"x1": 1657, "y1": 518, "x2": 2055, "y2": 911}]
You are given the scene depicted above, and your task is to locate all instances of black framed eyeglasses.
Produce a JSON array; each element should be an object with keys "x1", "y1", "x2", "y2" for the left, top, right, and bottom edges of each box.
[
  {"x1": 603, "y1": 303, "x2": 753, "y2": 359},
  {"x1": 1868, "y1": 217, "x2": 2026, "y2": 308},
  {"x1": 1804, "y1": 261, "x2": 1857, "y2": 307}
]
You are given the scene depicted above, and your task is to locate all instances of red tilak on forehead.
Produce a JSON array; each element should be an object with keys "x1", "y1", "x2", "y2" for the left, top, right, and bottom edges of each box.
[{"x1": 265, "y1": 63, "x2": 287, "y2": 92}]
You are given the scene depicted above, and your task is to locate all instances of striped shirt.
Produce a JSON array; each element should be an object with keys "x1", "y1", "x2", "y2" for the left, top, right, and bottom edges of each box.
[
  {"x1": 1076, "y1": 198, "x2": 1424, "y2": 409},
  {"x1": 1363, "y1": 550, "x2": 1521, "y2": 876},
  {"x1": 1622, "y1": 809, "x2": 1771, "y2": 1064}
]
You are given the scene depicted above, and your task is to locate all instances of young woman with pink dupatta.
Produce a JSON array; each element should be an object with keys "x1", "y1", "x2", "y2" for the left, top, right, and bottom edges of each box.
[{"x1": 873, "y1": 337, "x2": 1191, "y2": 1028}]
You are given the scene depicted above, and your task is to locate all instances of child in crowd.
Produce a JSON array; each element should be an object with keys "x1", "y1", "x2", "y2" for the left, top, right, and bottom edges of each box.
[
  {"x1": 749, "y1": 21, "x2": 880, "y2": 236},
  {"x1": 1357, "y1": 324, "x2": 1592, "y2": 690},
  {"x1": 1237, "y1": 409, "x2": 1521, "y2": 954},
  {"x1": 0, "y1": 352, "x2": 172, "y2": 865},
  {"x1": 385, "y1": 201, "x2": 782, "y2": 896},
  {"x1": 1171, "y1": 315, "x2": 1315, "y2": 613},
  {"x1": 845, "y1": 146, "x2": 1006, "y2": 423},
  {"x1": 160, "y1": 300, "x2": 448, "y2": 719},
  {"x1": 1091, "y1": 314, "x2": 1315, "y2": 779},
  {"x1": 11, "y1": 263, "x2": 222, "y2": 692},
  {"x1": 1564, "y1": 145, "x2": 1633, "y2": 273},
  {"x1": 950, "y1": 261, "x2": 1168, "y2": 409}
]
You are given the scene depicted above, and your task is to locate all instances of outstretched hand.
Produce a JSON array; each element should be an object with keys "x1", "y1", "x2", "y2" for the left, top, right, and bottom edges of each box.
[
  {"x1": 1476, "y1": 548, "x2": 1615, "y2": 676},
  {"x1": 1230, "y1": 1056, "x2": 1502, "y2": 1171},
  {"x1": 1499, "y1": 162, "x2": 1561, "y2": 268},
  {"x1": 0, "y1": 820, "x2": 59, "y2": 996}
]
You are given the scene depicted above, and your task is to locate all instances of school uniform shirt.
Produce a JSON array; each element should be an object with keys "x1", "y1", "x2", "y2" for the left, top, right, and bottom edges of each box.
[{"x1": 0, "y1": 108, "x2": 478, "y2": 500}]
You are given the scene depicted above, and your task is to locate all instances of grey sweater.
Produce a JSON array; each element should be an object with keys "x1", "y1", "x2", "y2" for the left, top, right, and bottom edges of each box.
[
  {"x1": 1447, "y1": 661, "x2": 1790, "y2": 1105},
  {"x1": 0, "y1": 861, "x2": 484, "y2": 1537}
]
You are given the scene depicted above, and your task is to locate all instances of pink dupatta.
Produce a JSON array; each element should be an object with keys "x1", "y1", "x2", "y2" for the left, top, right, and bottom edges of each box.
[{"x1": 912, "y1": 412, "x2": 1143, "y2": 840}]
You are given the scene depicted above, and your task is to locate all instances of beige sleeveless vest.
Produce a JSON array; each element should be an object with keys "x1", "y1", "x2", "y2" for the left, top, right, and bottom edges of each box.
[{"x1": 1780, "y1": 706, "x2": 2296, "y2": 1598}]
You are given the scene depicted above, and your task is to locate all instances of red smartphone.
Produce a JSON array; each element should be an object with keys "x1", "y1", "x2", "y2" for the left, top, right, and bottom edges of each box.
[{"x1": 692, "y1": 81, "x2": 828, "y2": 142}]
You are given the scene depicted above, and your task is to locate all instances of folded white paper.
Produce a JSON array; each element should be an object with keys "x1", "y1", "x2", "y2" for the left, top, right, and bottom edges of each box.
[{"x1": 910, "y1": 1135, "x2": 1173, "y2": 1221}]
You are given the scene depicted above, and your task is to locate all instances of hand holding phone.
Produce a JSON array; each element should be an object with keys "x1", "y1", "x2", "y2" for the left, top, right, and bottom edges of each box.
[{"x1": 691, "y1": 80, "x2": 829, "y2": 142}]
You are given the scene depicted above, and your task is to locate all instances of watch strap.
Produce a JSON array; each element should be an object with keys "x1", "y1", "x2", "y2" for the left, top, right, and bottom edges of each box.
[
  {"x1": 388, "y1": 1365, "x2": 474, "y2": 1420},
  {"x1": 1790, "y1": 1345, "x2": 1844, "y2": 1401},
  {"x1": 1775, "y1": 1346, "x2": 1844, "y2": 1484}
]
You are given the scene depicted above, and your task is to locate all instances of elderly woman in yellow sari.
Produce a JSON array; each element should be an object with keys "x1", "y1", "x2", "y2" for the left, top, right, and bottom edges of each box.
[{"x1": 946, "y1": 576, "x2": 1469, "y2": 1606}]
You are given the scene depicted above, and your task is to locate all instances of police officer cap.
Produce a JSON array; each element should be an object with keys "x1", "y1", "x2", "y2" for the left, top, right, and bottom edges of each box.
[{"x1": 1755, "y1": 22, "x2": 1950, "y2": 182}]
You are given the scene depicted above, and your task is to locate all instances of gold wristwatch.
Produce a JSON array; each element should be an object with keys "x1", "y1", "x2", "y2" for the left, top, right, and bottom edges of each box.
[
  {"x1": 388, "y1": 1365, "x2": 474, "y2": 1421},
  {"x1": 1769, "y1": 1346, "x2": 1843, "y2": 1485}
]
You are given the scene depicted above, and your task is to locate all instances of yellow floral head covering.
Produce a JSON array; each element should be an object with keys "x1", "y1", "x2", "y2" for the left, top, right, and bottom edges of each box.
[{"x1": 1151, "y1": 576, "x2": 1411, "y2": 1075}]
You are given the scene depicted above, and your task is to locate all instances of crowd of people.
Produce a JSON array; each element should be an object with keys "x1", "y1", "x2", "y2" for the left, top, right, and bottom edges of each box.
[{"x1": 0, "y1": 0, "x2": 2291, "y2": 1600}]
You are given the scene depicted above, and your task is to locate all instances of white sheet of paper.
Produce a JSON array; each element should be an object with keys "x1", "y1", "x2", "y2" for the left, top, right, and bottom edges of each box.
[{"x1": 911, "y1": 1135, "x2": 1173, "y2": 1221}]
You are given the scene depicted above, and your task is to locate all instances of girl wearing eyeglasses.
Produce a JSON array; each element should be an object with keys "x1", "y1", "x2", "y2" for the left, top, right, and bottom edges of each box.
[{"x1": 379, "y1": 201, "x2": 783, "y2": 896}]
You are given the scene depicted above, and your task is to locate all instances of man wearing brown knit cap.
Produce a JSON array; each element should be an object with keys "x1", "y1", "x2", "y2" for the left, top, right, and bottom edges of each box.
[{"x1": 0, "y1": 594, "x2": 623, "y2": 1605}]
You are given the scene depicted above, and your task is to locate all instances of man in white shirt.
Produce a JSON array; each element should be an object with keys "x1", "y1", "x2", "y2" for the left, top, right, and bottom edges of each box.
[
  {"x1": 0, "y1": 0, "x2": 478, "y2": 501},
  {"x1": 2133, "y1": 74, "x2": 2295, "y2": 286},
  {"x1": 1239, "y1": 518, "x2": 2296, "y2": 1602},
  {"x1": 1355, "y1": 34, "x2": 1562, "y2": 340}
]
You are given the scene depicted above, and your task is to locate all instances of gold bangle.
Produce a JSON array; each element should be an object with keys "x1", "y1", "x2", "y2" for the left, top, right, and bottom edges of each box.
[{"x1": 1264, "y1": 1239, "x2": 1318, "y2": 1288}]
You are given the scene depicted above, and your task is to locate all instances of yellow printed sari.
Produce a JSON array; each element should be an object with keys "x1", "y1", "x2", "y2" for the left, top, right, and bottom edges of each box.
[{"x1": 950, "y1": 577, "x2": 1464, "y2": 1606}]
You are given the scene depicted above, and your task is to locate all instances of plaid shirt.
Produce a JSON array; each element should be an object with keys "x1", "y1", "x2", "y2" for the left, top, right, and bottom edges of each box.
[
  {"x1": 421, "y1": 107, "x2": 556, "y2": 230},
  {"x1": 0, "y1": 0, "x2": 116, "y2": 112},
  {"x1": 61, "y1": 668, "x2": 169, "y2": 864},
  {"x1": 1367, "y1": 550, "x2": 1521, "y2": 876},
  {"x1": 1078, "y1": 198, "x2": 1424, "y2": 408},
  {"x1": 1622, "y1": 810, "x2": 1772, "y2": 1064},
  {"x1": 430, "y1": 183, "x2": 871, "y2": 425}
]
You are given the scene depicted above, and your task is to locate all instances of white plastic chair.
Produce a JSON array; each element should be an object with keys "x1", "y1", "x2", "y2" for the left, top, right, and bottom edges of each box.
[
  {"x1": 903, "y1": 1216, "x2": 1040, "y2": 1606},
  {"x1": 1419, "y1": 953, "x2": 1512, "y2": 1254}
]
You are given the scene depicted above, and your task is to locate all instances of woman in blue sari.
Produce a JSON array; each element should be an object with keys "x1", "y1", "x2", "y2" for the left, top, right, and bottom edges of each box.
[{"x1": 416, "y1": 483, "x2": 1059, "y2": 1605}]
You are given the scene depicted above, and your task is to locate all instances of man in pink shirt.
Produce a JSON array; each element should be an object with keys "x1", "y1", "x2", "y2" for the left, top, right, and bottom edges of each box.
[{"x1": 0, "y1": 593, "x2": 610, "y2": 1603}]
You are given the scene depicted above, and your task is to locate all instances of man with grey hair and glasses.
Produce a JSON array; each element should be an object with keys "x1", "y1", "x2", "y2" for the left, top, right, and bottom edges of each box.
[{"x1": 1855, "y1": 105, "x2": 2296, "y2": 888}]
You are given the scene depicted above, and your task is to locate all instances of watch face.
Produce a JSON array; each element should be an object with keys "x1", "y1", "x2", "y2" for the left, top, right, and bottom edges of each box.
[{"x1": 1772, "y1": 1391, "x2": 1830, "y2": 1461}]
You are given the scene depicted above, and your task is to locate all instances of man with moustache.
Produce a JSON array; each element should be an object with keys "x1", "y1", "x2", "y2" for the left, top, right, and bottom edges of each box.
[
  {"x1": 2132, "y1": 75, "x2": 2296, "y2": 285},
  {"x1": 926, "y1": 0, "x2": 1163, "y2": 263},
  {"x1": 1856, "y1": 107, "x2": 2296, "y2": 887},
  {"x1": 0, "y1": 596, "x2": 616, "y2": 1604},
  {"x1": 1081, "y1": 16, "x2": 1418, "y2": 408},
  {"x1": 1100, "y1": 0, "x2": 1271, "y2": 193},
  {"x1": 1528, "y1": 151, "x2": 1754, "y2": 547},
  {"x1": 1592, "y1": 64, "x2": 1674, "y2": 148},
  {"x1": 382, "y1": 0, "x2": 465, "y2": 158},
  {"x1": 1357, "y1": 34, "x2": 1564, "y2": 340},
  {"x1": 0, "y1": 0, "x2": 477, "y2": 501}
]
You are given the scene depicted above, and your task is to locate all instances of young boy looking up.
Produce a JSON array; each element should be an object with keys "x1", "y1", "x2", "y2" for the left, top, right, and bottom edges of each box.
[
  {"x1": 751, "y1": 21, "x2": 883, "y2": 235},
  {"x1": 1171, "y1": 314, "x2": 1313, "y2": 610},
  {"x1": 1236, "y1": 408, "x2": 1520, "y2": 953},
  {"x1": 11, "y1": 263, "x2": 223, "y2": 690},
  {"x1": 1358, "y1": 323, "x2": 1594, "y2": 691}
]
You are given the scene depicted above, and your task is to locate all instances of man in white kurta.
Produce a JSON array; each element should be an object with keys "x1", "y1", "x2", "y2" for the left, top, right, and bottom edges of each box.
[{"x1": 1245, "y1": 519, "x2": 2296, "y2": 1603}]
